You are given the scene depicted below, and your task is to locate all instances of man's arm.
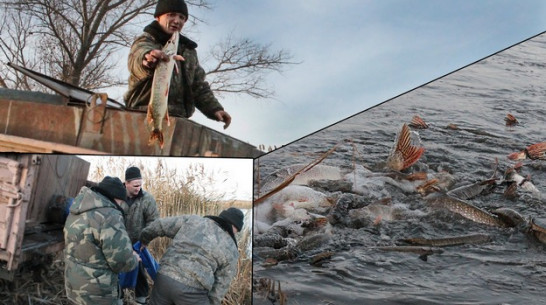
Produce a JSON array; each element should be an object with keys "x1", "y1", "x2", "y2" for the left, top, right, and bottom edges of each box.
[{"x1": 139, "y1": 216, "x2": 186, "y2": 246}]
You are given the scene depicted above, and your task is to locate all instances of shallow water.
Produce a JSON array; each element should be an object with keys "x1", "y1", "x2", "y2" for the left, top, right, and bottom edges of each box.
[{"x1": 253, "y1": 33, "x2": 546, "y2": 304}]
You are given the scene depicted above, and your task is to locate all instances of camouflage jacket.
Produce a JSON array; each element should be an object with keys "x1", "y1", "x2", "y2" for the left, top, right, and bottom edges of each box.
[
  {"x1": 120, "y1": 189, "x2": 160, "y2": 244},
  {"x1": 64, "y1": 187, "x2": 137, "y2": 305},
  {"x1": 140, "y1": 215, "x2": 239, "y2": 305},
  {"x1": 124, "y1": 21, "x2": 224, "y2": 120}
]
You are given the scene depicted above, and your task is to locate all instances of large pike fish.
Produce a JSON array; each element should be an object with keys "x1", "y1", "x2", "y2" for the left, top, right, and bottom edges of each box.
[
  {"x1": 401, "y1": 233, "x2": 492, "y2": 247},
  {"x1": 425, "y1": 193, "x2": 506, "y2": 227},
  {"x1": 147, "y1": 32, "x2": 184, "y2": 149}
]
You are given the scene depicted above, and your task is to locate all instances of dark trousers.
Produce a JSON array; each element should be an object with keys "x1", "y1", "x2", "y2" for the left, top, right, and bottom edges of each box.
[
  {"x1": 149, "y1": 273, "x2": 210, "y2": 305},
  {"x1": 135, "y1": 262, "x2": 150, "y2": 300}
]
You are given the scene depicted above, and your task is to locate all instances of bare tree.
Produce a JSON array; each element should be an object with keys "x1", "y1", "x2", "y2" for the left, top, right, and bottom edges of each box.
[
  {"x1": 0, "y1": 0, "x2": 297, "y2": 101},
  {"x1": 0, "y1": 5, "x2": 38, "y2": 90},
  {"x1": 205, "y1": 34, "x2": 297, "y2": 99}
]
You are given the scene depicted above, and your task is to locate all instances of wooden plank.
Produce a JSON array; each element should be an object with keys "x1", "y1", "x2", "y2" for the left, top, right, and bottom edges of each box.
[{"x1": 0, "y1": 134, "x2": 107, "y2": 154}]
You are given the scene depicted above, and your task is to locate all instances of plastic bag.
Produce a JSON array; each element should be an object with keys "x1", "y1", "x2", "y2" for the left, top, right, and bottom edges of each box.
[{"x1": 119, "y1": 241, "x2": 160, "y2": 289}]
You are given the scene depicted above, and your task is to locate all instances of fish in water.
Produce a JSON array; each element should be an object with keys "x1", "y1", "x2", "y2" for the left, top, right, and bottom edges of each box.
[
  {"x1": 446, "y1": 178, "x2": 498, "y2": 200},
  {"x1": 507, "y1": 141, "x2": 546, "y2": 160},
  {"x1": 425, "y1": 193, "x2": 506, "y2": 227},
  {"x1": 400, "y1": 233, "x2": 492, "y2": 247},
  {"x1": 504, "y1": 113, "x2": 518, "y2": 127},
  {"x1": 375, "y1": 246, "x2": 444, "y2": 261},
  {"x1": 254, "y1": 184, "x2": 334, "y2": 234},
  {"x1": 258, "y1": 164, "x2": 343, "y2": 195},
  {"x1": 386, "y1": 123, "x2": 425, "y2": 171},
  {"x1": 491, "y1": 207, "x2": 527, "y2": 229},
  {"x1": 409, "y1": 115, "x2": 429, "y2": 129},
  {"x1": 147, "y1": 32, "x2": 185, "y2": 149},
  {"x1": 528, "y1": 218, "x2": 546, "y2": 244}
]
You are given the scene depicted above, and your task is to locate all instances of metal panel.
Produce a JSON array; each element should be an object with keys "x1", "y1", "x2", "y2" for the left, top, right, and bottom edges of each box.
[
  {"x1": 0, "y1": 154, "x2": 90, "y2": 279},
  {"x1": 0, "y1": 155, "x2": 30, "y2": 272},
  {"x1": 0, "y1": 91, "x2": 263, "y2": 157},
  {"x1": 25, "y1": 155, "x2": 90, "y2": 225}
]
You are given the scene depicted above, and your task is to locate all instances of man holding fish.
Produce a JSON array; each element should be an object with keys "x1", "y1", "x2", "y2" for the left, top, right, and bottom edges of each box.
[{"x1": 125, "y1": 0, "x2": 231, "y2": 147}]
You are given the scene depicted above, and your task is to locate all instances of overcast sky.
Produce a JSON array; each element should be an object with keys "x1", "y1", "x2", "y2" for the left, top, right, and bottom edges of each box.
[{"x1": 111, "y1": 1, "x2": 546, "y2": 149}]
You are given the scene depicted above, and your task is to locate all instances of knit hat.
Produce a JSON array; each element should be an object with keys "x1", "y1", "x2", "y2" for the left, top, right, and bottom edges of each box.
[
  {"x1": 219, "y1": 208, "x2": 244, "y2": 232},
  {"x1": 98, "y1": 176, "x2": 127, "y2": 200},
  {"x1": 154, "y1": 0, "x2": 188, "y2": 19},
  {"x1": 125, "y1": 166, "x2": 142, "y2": 182}
]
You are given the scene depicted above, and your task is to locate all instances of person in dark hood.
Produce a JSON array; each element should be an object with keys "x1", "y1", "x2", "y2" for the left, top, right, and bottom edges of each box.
[
  {"x1": 124, "y1": 0, "x2": 231, "y2": 129},
  {"x1": 140, "y1": 207, "x2": 245, "y2": 305},
  {"x1": 64, "y1": 176, "x2": 139, "y2": 305}
]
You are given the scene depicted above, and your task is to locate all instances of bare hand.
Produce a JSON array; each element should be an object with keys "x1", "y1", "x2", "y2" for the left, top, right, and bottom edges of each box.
[
  {"x1": 143, "y1": 49, "x2": 169, "y2": 69},
  {"x1": 139, "y1": 243, "x2": 147, "y2": 252},
  {"x1": 133, "y1": 250, "x2": 142, "y2": 262},
  {"x1": 214, "y1": 110, "x2": 231, "y2": 129}
]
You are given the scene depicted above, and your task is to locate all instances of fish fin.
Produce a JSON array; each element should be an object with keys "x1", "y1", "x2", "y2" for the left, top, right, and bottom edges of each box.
[
  {"x1": 409, "y1": 115, "x2": 428, "y2": 129},
  {"x1": 526, "y1": 142, "x2": 546, "y2": 160},
  {"x1": 393, "y1": 124, "x2": 425, "y2": 170},
  {"x1": 165, "y1": 111, "x2": 171, "y2": 127},
  {"x1": 146, "y1": 105, "x2": 154, "y2": 124},
  {"x1": 173, "y1": 55, "x2": 185, "y2": 74},
  {"x1": 418, "y1": 254, "x2": 429, "y2": 262}
]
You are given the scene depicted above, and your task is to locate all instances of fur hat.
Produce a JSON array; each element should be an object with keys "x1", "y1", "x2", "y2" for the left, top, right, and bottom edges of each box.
[
  {"x1": 98, "y1": 176, "x2": 127, "y2": 200},
  {"x1": 125, "y1": 166, "x2": 142, "y2": 182},
  {"x1": 219, "y1": 208, "x2": 244, "y2": 232},
  {"x1": 154, "y1": 0, "x2": 188, "y2": 19}
]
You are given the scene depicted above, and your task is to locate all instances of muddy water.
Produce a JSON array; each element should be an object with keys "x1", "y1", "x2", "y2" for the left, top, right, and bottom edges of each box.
[{"x1": 253, "y1": 33, "x2": 546, "y2": 304}]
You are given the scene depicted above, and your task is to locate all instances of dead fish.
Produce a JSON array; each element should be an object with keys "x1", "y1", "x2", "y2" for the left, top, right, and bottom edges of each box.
[
  {"x1": 409, "y1": 115, "x2": 429, "y2": 129},
  {"x1": 504, "y1": 113, "x2": 519, "y2": 127},
  {"x1": 147, "y1": 32, "x2": 185, "y2": 149},
  {"x1": 401, "y1": 233, "x2": 492, "y2": 247},
  {"x1": 375, "y1": 246, "x2": 444, "y2": 261},
  {"x1": 508, "y1": 141, "x2": 546, "y2": 160},
  {"x1": 425, "y1": 193, "x2": 506, "y2": 227},
  {"x1": 446, "y1": 178, "x2": 498, "y2": 200},
  {"x1": 386, "y1": 124, "x2": 426, "y2": 171},
  {"x1": 259, "y1": 164, "x2": 343, "y2": 195},
  {"x1": 491, "y1": 207, "x2": 527, "y2": 229}
]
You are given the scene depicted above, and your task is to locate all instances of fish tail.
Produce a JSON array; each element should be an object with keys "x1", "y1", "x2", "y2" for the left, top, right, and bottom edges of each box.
[{"x1": 149, "y1": 129, "x2": 164, "y2": 149}]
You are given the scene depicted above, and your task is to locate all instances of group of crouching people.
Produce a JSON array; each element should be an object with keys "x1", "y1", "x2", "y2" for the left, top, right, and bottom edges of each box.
[{"x1": 63, "y1": 166, "x2": 244, "y2": 305}]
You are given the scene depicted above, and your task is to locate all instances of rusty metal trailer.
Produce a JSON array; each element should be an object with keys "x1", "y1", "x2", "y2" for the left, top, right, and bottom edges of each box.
[
  {"x1": 0, "y1": 63, "x2": 263, "y2": 157},
  {"x1": 0, "y1": 154, "x2": 90, "y2": 280},
  {"x1": 0, "y1": 88, "x2": 262, "y2": 157}
]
